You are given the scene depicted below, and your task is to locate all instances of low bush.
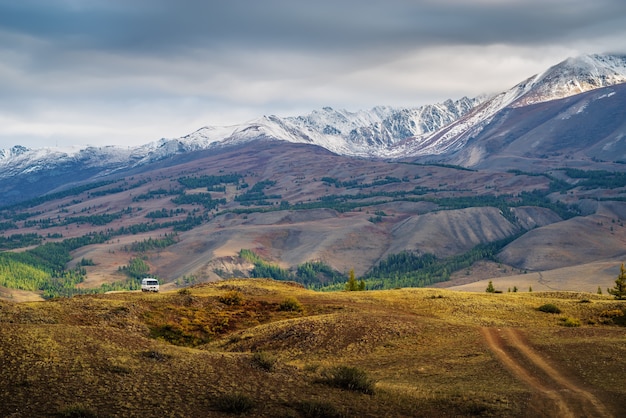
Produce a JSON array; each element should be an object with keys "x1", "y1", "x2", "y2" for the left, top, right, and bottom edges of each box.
[
  {"x1": 140, "y1": 349, "x2": 172, "y2": 362},
  {"x1": 600, "y1": 309, "x2": 624, "y2": 318},
  {"x1": 560, "y1": 317, "x2": 581, "y2": 327},
  {"x1": 213, "y1": 392, "x2": 255, "y2": 414},
  {"x1": 537, "y1": 303, "x2": 561, "y2": 314},
  {"x1": 174, "y1": 288, "x2": 194, "y2": 306},
  {"x1": 219, "y1": 290, "x2": 244, "y2": 306},
  {"x1": 319, "y1": 366, "x2": 375, "y2": 394},
  {"x1": 599, "y1": 309, "x2": 626, "y2": 326},
  {"x1": 279, "y1": 297, "x2": 303, "y2": 312},
  {"x1": 56, "y1": 403, "x2": 97, "y2": 417},
  {"x1": 296, "y1": 400, "x2": 343, "y2": 418},
  {"x1": 252, "y1": 351, "x2": 277, "y2": 371}
]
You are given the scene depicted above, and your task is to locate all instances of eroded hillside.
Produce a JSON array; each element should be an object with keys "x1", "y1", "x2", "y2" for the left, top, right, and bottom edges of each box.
[{"x1": 1, "y1": 141, "x2": 625, "y2": 300}]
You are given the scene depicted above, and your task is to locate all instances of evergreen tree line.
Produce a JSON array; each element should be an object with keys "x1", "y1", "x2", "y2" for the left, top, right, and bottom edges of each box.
[
  {"x1": 0, "y1": 230, "x2": 151, "y2": 298},
  {"x1": 132, "y1": 188, "x2": 181, "y2": 202},
  {"x1": 86, "y1": 178, "x2": 149, "y2": 198},
  {"x1": 321, "y1": 176, "x2": 405, "y2": 189},
  {"x1": 118, "y1": 257, "x2": 151, "y2": 279},
  {"x1": 0, "y1": 233, "x2": 42, "y2": 250},
  {"x1": 177, "y1": 173, "x2": 243, "y2": 189},
  {"x1": 238, "y1": 249, "x2": 347, "y2": 287},
  {"x1": 0, "y1": 227, "x2": 160, "y2": 298},
  {"x1": 234, "y1": 180, "x2": 280, "y2": 205},
  {"x1": 171, "y1": 193, "x2": 226, "y2": 210},
  {"x1": 318, "y1": 235, "x2": 521, "y2": 291},
  {"x1": 0, "y1": 240, "x2": 95, "y2": 297},
  {"x1": 145, "y1": 208, "x2": 186, "y2": 219},
  {"x1": 0, "y1": 221, "x2": 17, "y2": 231},
  {"x1": 0, "y1": 180, "x2": 117, "y2": 211},
  {"x1": 563, "y1": 168, "x2": 626, "y2": 190},
  {"x1": 125, "y1": 234, "x2": 179, "y2": 252}
]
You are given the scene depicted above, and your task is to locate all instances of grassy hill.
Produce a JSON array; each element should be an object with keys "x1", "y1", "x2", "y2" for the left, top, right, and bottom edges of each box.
[{"x1": 1, "y1": 279, "x2": 624, "y2": 417}]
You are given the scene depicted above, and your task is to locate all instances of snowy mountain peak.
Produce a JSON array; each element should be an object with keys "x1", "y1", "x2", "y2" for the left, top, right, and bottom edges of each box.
[
  {"x1": 0, "y1": 145, "x2": 31, "y2": 160},
  {"x1": 412, "y1": 53, "x2": 626, "y2": 157},
  {"x1": 511, "y1": 53, "x2": 626, "y2": 107}
]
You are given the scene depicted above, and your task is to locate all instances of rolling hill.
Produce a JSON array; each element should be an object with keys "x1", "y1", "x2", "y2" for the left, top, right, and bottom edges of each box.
[{"x1": 0, "y1": 279, "x2": 624, "y2": 417}]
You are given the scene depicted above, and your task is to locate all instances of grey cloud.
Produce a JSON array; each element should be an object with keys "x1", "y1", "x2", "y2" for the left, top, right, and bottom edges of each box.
[{"x1": 4, "y1": 0, "x2": 626, "y2": 54}]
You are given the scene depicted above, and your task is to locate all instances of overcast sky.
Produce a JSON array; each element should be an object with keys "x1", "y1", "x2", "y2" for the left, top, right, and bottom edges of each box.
[{"x1": 1, "y1": 0, "x2": 625, "y2": 150}]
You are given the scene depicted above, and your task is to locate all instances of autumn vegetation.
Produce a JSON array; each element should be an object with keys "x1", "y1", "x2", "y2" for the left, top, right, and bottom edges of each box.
[{"x1": 1, "y1": 279, "x2": 624, "y2": 417}]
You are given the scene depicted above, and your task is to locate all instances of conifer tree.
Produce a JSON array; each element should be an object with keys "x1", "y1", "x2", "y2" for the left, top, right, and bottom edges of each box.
[
  {"x1": 345, "y1": 268, "x2": 358, "y2": 291},
  {"x1": 608, "y1": 263, "x2": 626, "y2": 300},
  {"x1": 485, "y1": 280, "x2": 495, "y2": 293}
]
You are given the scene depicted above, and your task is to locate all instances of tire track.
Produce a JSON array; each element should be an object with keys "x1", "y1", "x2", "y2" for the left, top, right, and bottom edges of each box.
[{"x1": 481, "y1": 327, "x2": 612, "y2": 418}]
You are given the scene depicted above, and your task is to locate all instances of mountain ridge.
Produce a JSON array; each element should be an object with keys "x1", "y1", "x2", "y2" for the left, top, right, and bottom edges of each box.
[{"x1": 1, "y1": 53, "x2": 626, "y2": 206}]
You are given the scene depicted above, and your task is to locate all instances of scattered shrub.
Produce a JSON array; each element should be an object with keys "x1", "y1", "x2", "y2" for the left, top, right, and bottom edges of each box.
[
  {"x1": 296, "y1": 400, "x2": 343, "y2": 418},
  {"x1": 320, "y1": 366, "x2": 375, "y2": 394},
  {"x1": 252, "y1": 351, "x2": 277, "y2": 371},
  {"x1": 537, "y1": 303, "x2": 561, "y2": 314},
  {"x1": 600, "y1": 309, "x2": 624, "y2": 318},
  {"x1": 140, "y1": 349, "x2": 172, "y2": 362},
  {"x1": 106, "y1": 364, "x2": 131, "y2": 374},
  {"x1": 213, "y1": 392, "x2": 255, "y2": 414},
  {"x1": 461, "y1": 400, "x2": 489, "y2": 416},
  {"x1": 219, "y1": 290, "x2": 243, "y2": 306},
  {"x1": 599, "y1": 309, "x2": 626, "y2": 326},
  {"x1": 303, "y1": 363, "x2": 320, "y2": 373},
  {"x1": 560, "y1": 317, "x2": 581, "y2": 327},
  {"x1": 149, "y1": 324, "x2": 205, "y2": 346},
  {"x1": 175, "y1": 288, "x2": 194, "y2": 306},
  {"x1": 56, "y1": 403, "x2": 97, "y2": 417},
  {"x1": 279, "y1": 297, "x2": 303, "y2": 312}
]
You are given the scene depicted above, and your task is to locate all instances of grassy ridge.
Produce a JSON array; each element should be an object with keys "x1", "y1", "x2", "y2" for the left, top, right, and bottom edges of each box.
[{"x1": 0, "y1": 279, "x2": 624, "y2": 417}]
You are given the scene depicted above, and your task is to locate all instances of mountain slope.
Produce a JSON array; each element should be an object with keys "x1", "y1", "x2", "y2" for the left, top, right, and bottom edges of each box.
[
  {"x1": 2, "y1": 53, "x2": 626, "y2": 205},
  {"x1": 441, "y1": 82, "x2": 626, "y2": 170},
  {"x1": 406, "y1": 54, "x2": 626, "y2": 158}
]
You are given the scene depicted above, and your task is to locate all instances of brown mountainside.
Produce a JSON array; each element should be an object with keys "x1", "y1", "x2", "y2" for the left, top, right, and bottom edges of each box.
[{"x1": 1, "y1": 140, "x2": 626, "y2": 299}]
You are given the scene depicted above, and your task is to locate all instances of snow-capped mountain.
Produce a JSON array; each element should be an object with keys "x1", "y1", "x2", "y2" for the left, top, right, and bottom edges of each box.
[
  {"x1": 166, "y1": 97, "x2": 482, "y2": 159},
  {"x1": 152, "y1": 53, "x2": 626, "y2": 160},
  {"x1": 1, "y1": 53, "x2": 626, "y2": 205},
  {"x1": 513, "y1": 54, "x2": 626, "y2": 107},
  {"x1": 402, "y1": 53, "x2": 626, "y2": 157}
]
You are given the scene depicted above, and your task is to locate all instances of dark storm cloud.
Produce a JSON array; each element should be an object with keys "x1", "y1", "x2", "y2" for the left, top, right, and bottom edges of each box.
[
  {"x1": 3, "y1": 0, "x2": 625, "y2": 54},
  {"x1": 1, "y1": 0, "x2": 625, "y2": 149}
]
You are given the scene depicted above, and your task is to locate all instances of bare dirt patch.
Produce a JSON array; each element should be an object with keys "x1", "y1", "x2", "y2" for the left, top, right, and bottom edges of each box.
[
  {"x1": 482, "y1": 327, "x2": 612, "y2": 418},
  {"x1": 0, "y1": 285, "x2": 42, "y2": 302},
  {"x1": 448, "y1": 260, "x2": 622, "y2": 293}
]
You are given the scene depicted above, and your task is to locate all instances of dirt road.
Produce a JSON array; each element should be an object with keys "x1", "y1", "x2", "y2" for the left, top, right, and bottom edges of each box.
[{"x1": 481, "y1": 327, "x2": 613, "y2": 418}]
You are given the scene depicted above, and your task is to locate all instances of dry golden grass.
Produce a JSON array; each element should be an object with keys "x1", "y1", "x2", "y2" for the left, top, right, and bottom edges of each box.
[{"x1": 0, "y1": 279, "x2": 624, "y2": 417}]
